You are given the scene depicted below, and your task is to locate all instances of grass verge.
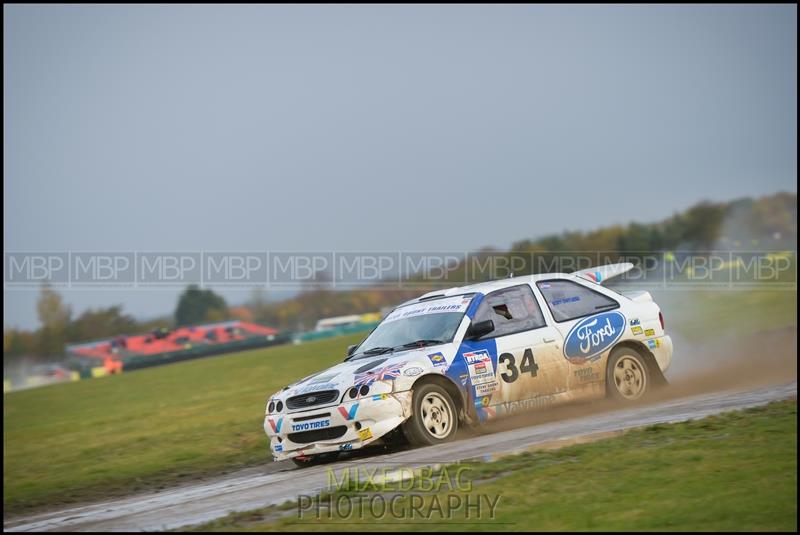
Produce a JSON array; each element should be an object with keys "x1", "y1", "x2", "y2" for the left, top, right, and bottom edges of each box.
[
  {"x1": 3, "y1": 333, "x2": 363, "y2": 514},
  {"x1": 191, "y1": 400, "x2": 797, "y2": 532}
]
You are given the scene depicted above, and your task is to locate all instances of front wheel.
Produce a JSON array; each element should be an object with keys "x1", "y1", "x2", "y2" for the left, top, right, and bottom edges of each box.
[
  {"x1": 401, "y1": 383, "x2": 459, "y2": 447},
  {"x1": 606, "y1": 346, "x2": 651, "y2": 401}
]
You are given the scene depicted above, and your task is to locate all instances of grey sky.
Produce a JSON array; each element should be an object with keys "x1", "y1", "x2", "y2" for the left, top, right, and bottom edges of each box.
[{"x1": 4, "y1": 4, "x2": 797, "y2": 329}]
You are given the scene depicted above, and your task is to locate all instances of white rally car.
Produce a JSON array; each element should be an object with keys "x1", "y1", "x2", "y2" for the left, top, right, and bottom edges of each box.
[{"x1": 264, "y1": 263, "x2": 673, "y2": 466}]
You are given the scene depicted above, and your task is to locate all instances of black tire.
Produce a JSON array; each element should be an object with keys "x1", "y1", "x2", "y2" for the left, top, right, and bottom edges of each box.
[
  {"x1": 401, "y1": 382, "x2": 459, "y2": 447},
  {"x1": 291, "y1": 451, "x2": 339, "y2": 468},
  {"x1": 606, "y1": 346, "x2": 651, "y2": 401}
]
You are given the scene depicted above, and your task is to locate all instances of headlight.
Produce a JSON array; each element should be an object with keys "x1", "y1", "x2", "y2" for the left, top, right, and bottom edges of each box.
[{"x1": 268, "y1": 400, "x2": 275, "y2": 413}]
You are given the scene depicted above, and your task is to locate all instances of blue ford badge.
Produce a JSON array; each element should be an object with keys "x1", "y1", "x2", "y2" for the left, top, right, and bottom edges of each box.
[{"x1": 563, "y1": 311, "x2": 625, "y2": 363}]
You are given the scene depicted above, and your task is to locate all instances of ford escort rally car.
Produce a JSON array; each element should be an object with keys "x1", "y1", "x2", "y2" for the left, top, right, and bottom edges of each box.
[{"x1": 264, "y1": 263, "x2": 673, "y2": 466}]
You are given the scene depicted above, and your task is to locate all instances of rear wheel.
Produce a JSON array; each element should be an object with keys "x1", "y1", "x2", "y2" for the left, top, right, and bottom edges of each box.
[
  {"x1": 606, "y1": 346, "x2": 650, "y2": 401},
  {"x1": 401, "y1": 383, "x2": 459, "y2": 447},
  {"x1": 291, "y1": 451, "x2": 339, "y2": 468}
]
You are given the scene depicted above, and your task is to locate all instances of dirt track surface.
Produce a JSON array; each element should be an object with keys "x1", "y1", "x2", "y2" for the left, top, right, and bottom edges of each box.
[{"x1": 4, "y1": 380, "x2": 796, "y2": 532}]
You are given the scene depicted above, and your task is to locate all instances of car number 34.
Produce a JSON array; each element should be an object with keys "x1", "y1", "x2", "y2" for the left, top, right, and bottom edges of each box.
[{"x1": 498, "y1": 348, "x2": 539, "y2": 383}]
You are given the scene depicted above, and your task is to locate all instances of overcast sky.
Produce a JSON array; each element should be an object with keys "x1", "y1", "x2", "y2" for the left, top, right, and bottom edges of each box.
[{"x1": 4, "y1": 4, "x2": 797, "y2": 329}]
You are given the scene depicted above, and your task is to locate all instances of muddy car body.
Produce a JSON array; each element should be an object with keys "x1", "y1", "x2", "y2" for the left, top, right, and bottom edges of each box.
[{"x1": 264, "y1": 263, "x2": 673, "y2": 465}]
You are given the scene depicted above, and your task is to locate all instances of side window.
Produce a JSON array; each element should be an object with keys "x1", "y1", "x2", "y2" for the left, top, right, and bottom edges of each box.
[
  {"x1": 537, "y1": 279, "x2": 619, "y2": 322},
  {"x1": 473, "y1": 285, "x2": 546, "y2": 339}
]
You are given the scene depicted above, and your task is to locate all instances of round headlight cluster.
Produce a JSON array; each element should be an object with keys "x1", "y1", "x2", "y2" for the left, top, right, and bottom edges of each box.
[
  {"x1": 267, "y1": 400, "x2": 284, "y2": 413},
  {"x1": 347, "y1": 384, "x2": 371, "y2": 399},
  {"x1": 347, "y1": 384, "x2": 370, "y2": 398}
]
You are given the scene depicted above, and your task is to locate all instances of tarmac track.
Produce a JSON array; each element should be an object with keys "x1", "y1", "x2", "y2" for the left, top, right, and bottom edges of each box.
[{"x1": 4, "y1": 381, "x2": 796, "y2": 532}]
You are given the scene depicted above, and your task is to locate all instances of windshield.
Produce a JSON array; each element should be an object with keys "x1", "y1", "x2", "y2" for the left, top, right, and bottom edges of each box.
[{"x1": 350, "y1": 294, "x2": 475, "y2": 360}]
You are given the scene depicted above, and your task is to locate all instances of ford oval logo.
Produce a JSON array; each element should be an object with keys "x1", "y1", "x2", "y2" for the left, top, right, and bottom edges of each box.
[
  {"x1": 305, "y1": 396, "x2": 317, "y2": 403},
  {"x1": 563, "y1": 311, "x2": 625, "y2": 364}
]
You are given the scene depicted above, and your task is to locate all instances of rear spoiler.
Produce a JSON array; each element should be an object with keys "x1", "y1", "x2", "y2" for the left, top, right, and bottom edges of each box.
[{"x1": 573, "y1": 262, "x2": 634, "y2": 284}]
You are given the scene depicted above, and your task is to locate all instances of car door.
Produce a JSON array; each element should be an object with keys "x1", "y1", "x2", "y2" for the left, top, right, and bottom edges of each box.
[
  {"x1": 461, "y1": 284, "x2": 567, "y2": 409},
  {"x1": 535, "y1": 278, "x2": 623, "y2": 393}
]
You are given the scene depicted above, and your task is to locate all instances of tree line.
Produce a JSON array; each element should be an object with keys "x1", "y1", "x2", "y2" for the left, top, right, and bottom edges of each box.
[{"x1": 4, "y1": 192, "x2": 795, "y2": 367}]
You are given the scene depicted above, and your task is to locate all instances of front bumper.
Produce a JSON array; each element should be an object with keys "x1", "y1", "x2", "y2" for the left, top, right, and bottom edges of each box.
[{"x1": 264, "y1": 391, "x2": 413, "y2": 461}]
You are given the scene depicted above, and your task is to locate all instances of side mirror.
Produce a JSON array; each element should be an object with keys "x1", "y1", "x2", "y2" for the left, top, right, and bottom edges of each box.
[
  {"x1": 467, "y1": 319, "x2": 494, "y2": 340},
  {"x1": 346, "y1": 344, "x2": 359, "y2": 357}
]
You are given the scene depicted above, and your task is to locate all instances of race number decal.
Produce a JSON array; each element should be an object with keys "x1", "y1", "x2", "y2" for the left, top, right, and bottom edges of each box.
[{"x1": 498, "y1": 348, "x2": 539, "y2": 383}]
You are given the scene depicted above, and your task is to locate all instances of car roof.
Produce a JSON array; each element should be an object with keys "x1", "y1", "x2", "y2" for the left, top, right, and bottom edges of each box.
[{"x1": 398, "y1": 272, "x2": 578, "y2": 307}]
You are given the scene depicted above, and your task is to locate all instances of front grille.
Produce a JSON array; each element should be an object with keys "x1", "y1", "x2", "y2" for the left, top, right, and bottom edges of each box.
[
  {"x1": 286, "y1": 389, "x2": 339, "y2": 410},
  {"x1": 293, "y1": 412, "x2": 330, "y2": 422},
  {"x1": 288, "y1": 425, "x2": 347, "y2": 444}
]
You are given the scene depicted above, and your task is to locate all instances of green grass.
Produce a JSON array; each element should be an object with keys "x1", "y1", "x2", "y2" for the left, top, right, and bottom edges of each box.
[
  {"x1": 656, "y1": 288, "x2": 796, "y2": 341},
  {"x1": 3, "y1": 333, "x2": 364, "y2": 514},
  {"x1": 194, "y1": 400, "x2": 797, "y2": 532}
]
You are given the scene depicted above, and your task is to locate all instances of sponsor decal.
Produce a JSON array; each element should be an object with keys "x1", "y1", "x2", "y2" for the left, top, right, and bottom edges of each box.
[
  {"x1": 459, "y1": 373, "x2": 469, "y2": 386},
  {"x1": 311, "y1": 373, "x2": 338, "y2": 384},
  {"x1": 631, "y1": 326, "x2": 644, "y2": 335},
  {"x1": 267, "y1": 417, "x2": 284, "y2": 433},
  {"x1": 354, "y1": 363, "x2": 404, "y2": 387},
  {"x1": 358, "y1": 427, "x2": 373, "y2": 441},
  {"x1": 552, "y1": 296, "x2": 580, "y2": 306},
  {"x1": 371, "y1": 393, "x2": 389, "y2": 401},
  {"x1": 474, "y1": 380, "x2": 499, "y2": 396},
  {"x1": 403, "y1": 366, "x2": 424, "y2": 377},
  {"x1": 630, "y1": 319, "x2": 640, "y2": 326},
  {"x1": 383, "y1": 295, "x2": 472, "y2": 323},
  {"x1": 339, "y1": 443, "x2": 353, "y2": 451},
  {"x1": 647, "y1": 339, "x2": 661, "y2": 349},
  {"x1": 274, "y1": 444, "x2": 283, "y2": 452},
  {"x1": 427, "y1": 352, "x2": 447, "y2": 368},
  {"x1": 584, "y1": 271, "x2": 602, "y2": 283},
  {"x1": 645, "y1": 328, "x2": 656, "y2": 337},
  {"x1": 477, "y1": 395, "x2": 491, "y2": 407},
  {"x1": 573, "y1": 367, "x2": 601, "y2": 382},
  {"x1": 290, "y1": 419, "x2": 331, "y2": 432},
  {"x1": 296, "y1": 382, "x2": 337, "y2": 394},
  {"x1": 497, "y1": 395, "x2": 556, "y2": 415},
  {"x1": 563, "y1": 311, "x2": 625, "y2": 364},
  {"x1": 337, "y1": 404, "x2": 359, "y2": 421},
  {"x1": 477, "y1": 405, "x2": 496, "y2": 420},
  {"x1": 463, "y1": 350, "x2": 496, "y2": 385}
]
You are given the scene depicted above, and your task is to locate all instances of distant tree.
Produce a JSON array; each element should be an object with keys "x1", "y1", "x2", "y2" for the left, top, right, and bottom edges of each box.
[
  {"x1": 174, "y1": 285, "x2": 228, "y2": 326},
  {"x1": 36, "y1": 283, "x2": 71, "y2": 328},
  {"x1": 681, "y1": 202, "x2": 726, "y2": 249},
  {"x1": 35, "y1": 283, "x2": 71, "y2": 358},
  {"x1": 4, "y1": 329, "x2": 37, "y2": 360},
  {"x1": 68, "y1": 306, "x2": 139, "y2": 342}
]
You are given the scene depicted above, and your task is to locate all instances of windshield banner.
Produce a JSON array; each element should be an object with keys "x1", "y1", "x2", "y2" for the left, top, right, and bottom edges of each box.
[{"x1": 383, "y1": 295, "x2": 474, "y2": 323}]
